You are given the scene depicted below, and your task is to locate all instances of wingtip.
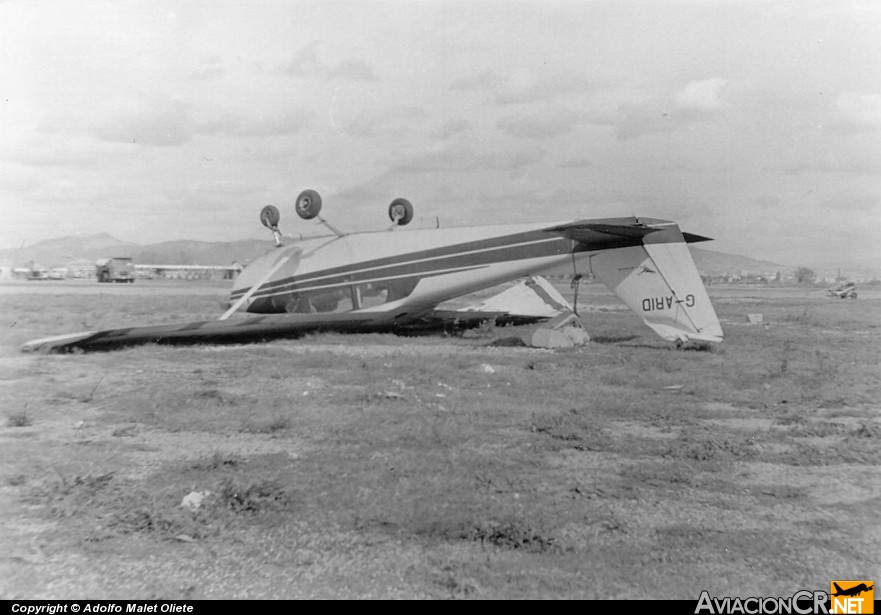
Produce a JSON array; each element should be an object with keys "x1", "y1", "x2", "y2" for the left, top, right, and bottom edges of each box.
[{"x1": 20, "y1": 331, "x2": 96, "y2": 353}]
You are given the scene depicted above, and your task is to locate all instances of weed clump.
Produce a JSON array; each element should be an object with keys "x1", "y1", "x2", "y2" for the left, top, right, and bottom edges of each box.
[
  {"x1": 217, "y1": 477, "x2": 294, "y2": 514},
  {"x1": 187, "y1": 451, "x2": 244, "y2": 471},
  {"x1": 529, "y1": 409, "x2": 610, "y2": 451},
  {"x1": 666, "y1": 431, "x2": 757, "y2": 462},
  {"x1": 418, "y1": 517, "x2": 560, "y2": 552},
  {"x1": 241, "y1": 415, "x2": 291, "y2": 433},
  {"x1": 6, "y1": 410, "x2": 31, "y2": 427},
  {"x1": 466, "y1": 520, "x2": 558, "y2": 552}
]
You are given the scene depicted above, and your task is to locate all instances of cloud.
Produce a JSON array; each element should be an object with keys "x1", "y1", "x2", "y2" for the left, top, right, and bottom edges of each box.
[
  {"x1": 390, "y1": 149, "x2": 478, "y2": 174},
  {"x1": 327, "y1": 59, "x2": 378, "y2": 81},
  {"x1": 830, "y1": 91, "x2": 881, "y2": 132},
  {"x1": 432, "y1": 119, "x2": 471, "y2": 140},
  {"x1": 450, "y1": 69, "x2": 603, "y2": 104},
  {"x1": 327, "y1": 181, "x2": 397, "y2": 212},
  {"x1": 779, "y1": 158, "x2": 881, "y2": 176},
  {"x1": 191, "y1": 65, "x2": 225, "y2": 81},
  {"x1": 390, "y1": 146, "x2": 543, "y2": 174},
  {"x1": 615, "y1": 79, "x2": 729, "y2": 141},
  {"x1": 508, "y1": 149, "x2": 545, "y2": 169},
  {"x1": 674, "y1": 78, "x2": 728, "y2": 111},
  {"x1": 281, "y1": 42, "x2": 322, "y2": 76},
  {"x1": 0, "y1": 134, "x2": 126, "y2": 168},
  {"x1": 86, "y1": 95, "x2": 195, "y2": 147},
  {"x1": 191, "y1": 56, "x2": 226, "y2": 81},
  {"x1": 197, "y1": 108, "x2": 314, "y2": 138},
  {"x1": 467, "y1": 184, "x2": 615, "y2": 219},
  {"x1": 0, "y1": 165, "x2": 37, "y2": 191},
  {"x1": 281, "y1": 42, "x2": 378, "y2": 82},
  {"x1": 557, "y1": 157, "x2": 593, "y2": 169},
  {"x1": 496, "y1": 71, "x2": 604, "y2": 105},
  {"x1": 449, "y1": 69, "x2": 507, "y2": 92},
  {"x1": 340, "y1": 105, "x2": 428, "y2": 138},
  {"x1": 818, "y1": 194, "x2": 879, "y2": 212},
  {"x1": 752, "y1": 195, "x2": 782, "y2": 209},
  {"x1": 497, "y1": 108, "x2": 585, "y2": 139}
]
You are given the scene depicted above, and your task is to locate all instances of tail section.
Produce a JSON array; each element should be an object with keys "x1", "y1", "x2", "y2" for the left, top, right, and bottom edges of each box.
[{"x1": 589, "y1": 223, "x2": 723, "y2": 343}]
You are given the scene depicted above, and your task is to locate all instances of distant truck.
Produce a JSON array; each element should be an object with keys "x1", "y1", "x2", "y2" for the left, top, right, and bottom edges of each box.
[{"x1": 96, "y1": 257, "x2": 136, "y2": 283}]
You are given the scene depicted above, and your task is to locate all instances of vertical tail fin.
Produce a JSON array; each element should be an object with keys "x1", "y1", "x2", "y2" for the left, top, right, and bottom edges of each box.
[{"x1": 590, "y1": 224, "x2": 723, "y2": 343}]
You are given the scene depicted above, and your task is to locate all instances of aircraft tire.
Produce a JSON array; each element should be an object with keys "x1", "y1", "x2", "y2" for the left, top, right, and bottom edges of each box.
[
  {"x1": 388, "y1": 198, "x2": 414, "y2": 226},
  {"x1": 260, "y1": 204, "x2": 280, "y2": 229},
  {"x1": 295, "y1": 189, "x2": 322, "y2": 220}
]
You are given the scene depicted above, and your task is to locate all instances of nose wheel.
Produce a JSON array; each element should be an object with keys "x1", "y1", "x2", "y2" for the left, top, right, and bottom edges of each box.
[{"x1": 260, "y1": 205, "x2": 283, "y2": 246}]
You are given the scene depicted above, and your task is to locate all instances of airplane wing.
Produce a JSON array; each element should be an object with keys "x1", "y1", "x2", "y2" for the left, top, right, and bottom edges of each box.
[
  {"x1": 21, "y1": 276, "x2": 574, "y2": 353},
  {"x1": 544, "y1": 218, "x2": 723, "y2": 343},
  {"x1": 20, "y1": 311, "x2": 402, "y2": 353}
]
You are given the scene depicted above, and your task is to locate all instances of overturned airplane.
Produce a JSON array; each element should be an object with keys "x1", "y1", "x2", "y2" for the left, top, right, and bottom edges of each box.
[{"x1": 21, "y1": 190, "x2": 723, "y2": 353}]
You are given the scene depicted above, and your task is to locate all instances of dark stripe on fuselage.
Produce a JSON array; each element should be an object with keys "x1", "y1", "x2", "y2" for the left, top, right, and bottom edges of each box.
[{"x1": 247, "y1": 262, "x2": 488, "y2": 302}]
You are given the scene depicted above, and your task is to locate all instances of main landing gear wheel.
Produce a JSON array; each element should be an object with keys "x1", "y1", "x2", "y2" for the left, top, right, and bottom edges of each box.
[
  {"x1": 260, "y1": 204, "x2": 280, "y2": 229},
  {"x1": 388, "y1": 198, "x2": 414, "y2": 226},
  {"x1": 296, "y1": 189, "x2": 323, "y2": 220}
]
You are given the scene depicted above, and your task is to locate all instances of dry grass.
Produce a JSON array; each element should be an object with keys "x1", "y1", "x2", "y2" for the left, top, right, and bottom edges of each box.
[{"x1": 0, "y1": 281, "x2": 879, "y2": 599}]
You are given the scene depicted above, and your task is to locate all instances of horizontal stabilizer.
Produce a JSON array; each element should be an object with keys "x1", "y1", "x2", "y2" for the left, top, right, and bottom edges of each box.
[{"x1": 546, "y1": 220, "x2": 660, "y2": 244}]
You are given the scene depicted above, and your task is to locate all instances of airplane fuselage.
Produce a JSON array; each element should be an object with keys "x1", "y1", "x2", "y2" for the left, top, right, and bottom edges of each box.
[
  {"x1": 229, "y1": 222, "x2": 586, "y2": 319},
  {"x1": 225, "y1": 216, "x2": 724, "y2": 344}
]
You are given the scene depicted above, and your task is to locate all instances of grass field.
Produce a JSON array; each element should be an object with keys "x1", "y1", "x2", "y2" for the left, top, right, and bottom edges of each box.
[{"x1": 1, "y1": 280, "x2": 879, "y2": 599}]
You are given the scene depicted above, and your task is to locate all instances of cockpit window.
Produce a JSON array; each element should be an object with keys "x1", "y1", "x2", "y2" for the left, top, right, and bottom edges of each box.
[
  {"x1": 270, "y1": 278, "x2": 419, "y2": 314},
  {"x1": 356, "y1": 279, "x2": 418, "y2": 308},
  {"x1": 278, "y1": 288, "x2": 354, "y2": 314}
]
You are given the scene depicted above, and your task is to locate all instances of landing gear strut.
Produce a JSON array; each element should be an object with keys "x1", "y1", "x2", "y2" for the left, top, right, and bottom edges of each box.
[{"x1": 260, "y1": 205, "x2": 283, "y2": 247}]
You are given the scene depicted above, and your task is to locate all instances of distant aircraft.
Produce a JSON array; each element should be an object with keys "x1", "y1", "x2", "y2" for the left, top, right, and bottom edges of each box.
[
  {"x1": 135, "y1": 263, "x2": 243, "y2": 281},
  {"x1": 831, "y1": 582, "x2": 873, "y2": 597},
  {"x1": 21, "y1": 189, "x2": 724, "y2": 352},
  {"x1": 826, "y1": 281, "x2": 858, "y2": 299}
]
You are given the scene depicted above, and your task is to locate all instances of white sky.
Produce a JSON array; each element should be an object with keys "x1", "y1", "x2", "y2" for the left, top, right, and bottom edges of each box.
[{"x1": 1, "y1": 0, "x2": 879, "y2": 267}]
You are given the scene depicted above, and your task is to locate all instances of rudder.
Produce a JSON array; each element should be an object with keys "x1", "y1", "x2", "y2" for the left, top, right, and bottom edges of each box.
[{"x1": 587, "y1": 224, "x2": 723, "y2": 343}]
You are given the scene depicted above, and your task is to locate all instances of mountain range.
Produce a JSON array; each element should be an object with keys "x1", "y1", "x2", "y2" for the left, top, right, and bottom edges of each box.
[{"x1": 0, "y1": 233, "x2": 268, "y2": 270}]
